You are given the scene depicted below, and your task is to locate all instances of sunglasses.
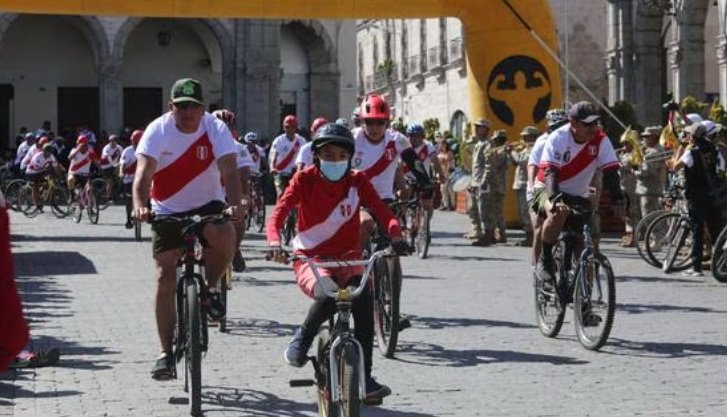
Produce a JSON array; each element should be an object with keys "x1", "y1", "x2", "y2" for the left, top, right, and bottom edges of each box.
[
  {"x1": 174, "y1": 102, "x2": 202, "y2": 110},
  {"x1": 364, "y1": 119, "x2": 387, "y2": 126}
]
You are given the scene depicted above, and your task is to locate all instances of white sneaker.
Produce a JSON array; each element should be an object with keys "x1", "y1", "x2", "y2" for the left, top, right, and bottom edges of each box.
[{"x1": 681, "y1": 268, "x2": 704, "y2": 277}]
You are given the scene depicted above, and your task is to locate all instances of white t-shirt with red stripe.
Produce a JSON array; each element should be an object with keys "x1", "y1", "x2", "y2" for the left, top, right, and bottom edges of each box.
[
  {"x1": 25, "y1": 152, "x2": 58, "y2": 175},
  {"x1": 295, "y1": 142, "x2": 314, "y2": 169},
  {"x1": 100, "y1": 143, "x2": 124, "y2": 169},
  {"x1": 537, "y1": 124, "x2": 619, "y2": 197},
  {"x1": 68, "y1": 148, "x2": 96, "y2": 176},
  {"x1": 235, "y1": 142, "x2": 255, "y2": 170},
  {"x1": 20, "y1": 144, "x2": 40, "y2": 170},
  {"x1": 119, "y1": 146, "x2": 137, "y2": 184},
  {"x1": 403, "y1": 142, "x2": 436, "y2": 181},
  {"x1": 350, "y1": 128, "x2": 412, "y2": 200},
  {"x1": 270, "y1": 133, "x2": 306, "y2": 174},
  {"x1": 136, "y1": 112, "x2": 237, "y2": 215},
  {"x1": 247, "y1": 144, "x2": 265, "y2": 174}
]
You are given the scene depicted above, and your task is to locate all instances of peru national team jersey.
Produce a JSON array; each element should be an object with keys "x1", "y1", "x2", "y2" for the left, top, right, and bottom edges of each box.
[
  {"x1": 350, "y1": 127, "x2": 412, "y2": 200},
  {"x1": 136, "y1": 112, "x2": 237, "y2": 215},
  {"x1": 235, "y1": 142, "x2": 255, "y2": 170},
  {"x1": 295, "y1": 142, "x2": 314, "y2": 169},
  {"x1": 100, "y1": 144, "x2": 124, "y2": 169},
  {"x1": 119, "y1": 146, "x2": 137, "y2": 184},
  {"x1": 537, "y1": 124, "x2": 620, "y2": 197},
  {"x1": 403, "y1": 142, "x2": 436, "y2": 180},
  {"x1": 68, "y1": 149, "x2": 96, "y2": 175},
  {"x1": 25, "y1": 152, "x2": 57, "y2": 175},
  {"x1": 270, "y1": 134, "x2": 306, "y2": 174},
  {"x1": 528, "y1": 132, "x2": 549, "y2": 167}
]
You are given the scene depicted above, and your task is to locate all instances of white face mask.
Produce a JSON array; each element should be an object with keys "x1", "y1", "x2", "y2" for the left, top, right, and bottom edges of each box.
[{"x1": 319, "y1": 159, "x2": 349, "y2": 181}]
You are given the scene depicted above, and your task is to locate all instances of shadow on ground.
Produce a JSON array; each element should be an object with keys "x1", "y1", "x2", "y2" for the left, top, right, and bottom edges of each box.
[
  {"x1": 605, "y1": 338, "x2": 727, "y2": 358},
  {"x1": 408, "y1": 315, "x2": 534, "y2": 330},
  {"x1": 224, "y1": 318, "x2": 298, "y2": 338},
  {"x1": 617, "y1": 302, "x2": 727, "y2": 315}
]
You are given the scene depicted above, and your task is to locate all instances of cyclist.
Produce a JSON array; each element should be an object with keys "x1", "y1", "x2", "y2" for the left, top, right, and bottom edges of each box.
[
  {"x1": 351, "y1": 107, "x2": 361, "y2": 128},
  {"x1": 269, "y1": 115, "x2": 306, "y2": 200},
  {"x1": 25, "y1": 144, "x2": 64, "y2": 211},
  {"x1": 352, "y1": 94, "x2": 434, "y2": 252},
  {"x1": 527, "y1": 108, "x2": 569, "y2": 264},
  {"x1": 119, "y1": 130, "x2": 143, "y2": 229},
  {"x1": 534, "y1": 102, "x2": 625, "y2": 291},
  {"x1": 132, "y1": 78, "x2": 243, "y2": 380},
  {"x1": 67, "y1": 135, "x2": 98, "y2": 194},
  {"x1": 267, "y1": 122, "x2": 407, "y2": 401},
  {"x1": 244, "y1": 132, "x2": 266, "y2": 176},
  {"x1": 13, "y1": 133, "x2": 35, "y2": 176},
  {"x1": 100, "y1": 135, "x2": 124, "y2": 202},
  {"x1": 20, "y1": 136, "x2": 50, "y2": 173},
  {"x1": 295, "y1": 117, "x2": 328, "y2": 171},
  {"x1": 400, "y1": 123, "x2": 445, "y2": 221}
]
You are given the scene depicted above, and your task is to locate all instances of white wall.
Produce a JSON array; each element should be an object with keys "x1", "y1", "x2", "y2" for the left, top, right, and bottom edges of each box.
[
  {"x1": 0, "y1": 15, "x2": 97, "y2": 136},
  {"x1": 320, "y1": 19, "x2": 358, "y2": 118},
  {"x1": 280, "y1": 24, "x2": 310, "y2": 125}
]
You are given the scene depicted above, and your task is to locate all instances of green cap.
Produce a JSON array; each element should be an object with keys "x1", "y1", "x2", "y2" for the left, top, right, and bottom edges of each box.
[
  {"x1": 492, "y1": 129, "x2": 507, "y2": 139},
  {"x1": 171, "y1": 78, "x2": 204, "y2": 105}
]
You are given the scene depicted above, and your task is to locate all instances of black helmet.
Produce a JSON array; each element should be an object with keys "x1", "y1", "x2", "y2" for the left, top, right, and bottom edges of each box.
[{"x1": 312, "y1": 123, "x2": 355, "y2": 155}]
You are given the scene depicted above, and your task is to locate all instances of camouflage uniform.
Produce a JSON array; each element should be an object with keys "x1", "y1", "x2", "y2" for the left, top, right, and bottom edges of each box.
[
  {"x1": 509, "y1": 142, "x2": 534, "y2": 237},
  {"x1": 619, "y1": 152, "x2": 639, "y2": 235},
  {"x1": 483, "y1": 134, "x2": 509, "y2": 242},
  {"x1": 636, "y1": 143, "x2": 667, "y2": 216},
  {"x1": 465, "y1": 118, "x2": 492, "y2": 238},
  {"x1": 469, "y1": 137, "x2": 491, "y2": 237}
]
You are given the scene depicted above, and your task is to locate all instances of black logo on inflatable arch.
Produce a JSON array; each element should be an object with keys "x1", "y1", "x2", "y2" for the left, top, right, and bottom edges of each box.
[{"x1": 487, "y1": 55, "x2": 552, "y2": 126}]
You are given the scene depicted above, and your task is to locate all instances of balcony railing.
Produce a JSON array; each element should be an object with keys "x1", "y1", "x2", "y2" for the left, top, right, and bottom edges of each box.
[
  {"x1": 428, "y1": 46, "x2": 441, "y2": 69},
  {"x1": 408, "y1": 55, "x2": 420, "y2": 76},
  {"x1": 449, "y1": 37, "x2": 463, "y2": 61}
]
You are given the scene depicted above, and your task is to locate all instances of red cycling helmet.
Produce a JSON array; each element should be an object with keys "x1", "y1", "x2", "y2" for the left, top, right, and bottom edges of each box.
[
  {"x1": 37, "y1": 136, "x2": 50, "y2": 147},
  {"x1": 212, "y1": 109, "x2": 236, "y2": 128},
  {"x1": 360, "y1": 94, "x2": 390, "y2": 120},
  {"x1": 310, "y1": 117, "x2": 329, "y2": 136},
  {"x1": 131, "y1": 130, "x2": 144, "y2": 146},
  {"x1": 77, "y1": 135, "x2": 89, "y2": 146},
  {"x1": 283, "y1": 115, "x2": 298, "y2": 127}
]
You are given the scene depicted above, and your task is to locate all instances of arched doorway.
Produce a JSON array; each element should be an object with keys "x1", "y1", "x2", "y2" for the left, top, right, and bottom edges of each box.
[
  {"x1": 449, "y1": 110, "x2": 467, "y2": 140},
  {"x1": 117, "y1": 18, "x2": 226, "y2": 131},
  {"x1": 280, "y1": 24, "x2": 310, "y2": 130}
]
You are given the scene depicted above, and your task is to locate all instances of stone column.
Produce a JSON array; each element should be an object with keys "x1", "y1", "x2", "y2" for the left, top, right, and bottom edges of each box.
[
  {"x1": 670, "y1": 1, "x2": 708, "y2": 101},
  {"x1": 309, "y1": 71, "x2": 340, "y2": 121},
  {"x1": 606, "y1": 0, "x2": 634, "y2": 105},
  {"x1": 717, "y1": 35, "x2": 727, "y2": 106},
  {"x1": 99, "y1": 59, "x2": 123, "y2": 135},
  {"x1": 632, "y1": 6, "x2": 664, "y2": 124}
]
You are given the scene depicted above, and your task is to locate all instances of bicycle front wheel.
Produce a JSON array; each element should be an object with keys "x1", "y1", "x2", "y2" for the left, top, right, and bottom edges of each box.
[
  {"x1": 373, "y1": 256, "x2": 401, "y2": 358},
  {"x1": 710, "y1": 225, "x2": 727, "y2": 283},
  {"x1": 185, "y1": 280, "x2": 202, "y2": 416},
  {"x1": 635, "y1": 209, "x2": 668, "y2": 267},
  {"x1": 17, "y1": 185, "x2": 37, "y2": 217},
  {"x1": 573, "y1": 255, "x2": 616, "y2": 351},
  {"x1": 645, "y1": 212, "x2": 692, "y2": 272},
  {"x1": 50, "y1": 187, "x2": 71, "y2": 218},
  {"x1": 415, "y1": 211, "x2": 430, "y2": 259},
  {"x1": 337, "y1": 341, "x2": 361, "y2": 417},
  {"x1": 91, "y1": 178, "x2": 110, "y2": 210},
  {"x1": 87, "y1": 191, "x2": 100, "y2": 224}
]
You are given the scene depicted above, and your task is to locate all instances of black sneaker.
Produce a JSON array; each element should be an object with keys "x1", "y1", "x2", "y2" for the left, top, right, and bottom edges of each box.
[
  {"x1": 365, "y1": 376, "x2": 391, "y2": 400},
  {"x1": 125, "y1": 220, "x2": 133, "y2": 229},
  {"x1": 232, "y1": 250, "x2": 246, "y2": 273},
  {"x1": 284, "y1": 328, "x2": 313, "y2": 367},
  {"x1": 205, "y1": 291, "x2": 226, "y2": 320},
  {"x1": 397, "y1": 316, "x2": 412, "y2": 332},
  {"x1": 151, "y1": 352, "x2": 175, "y2": 380},
  {"x1": 536, "y1": 256, "x2": 556, "y2": 287}
]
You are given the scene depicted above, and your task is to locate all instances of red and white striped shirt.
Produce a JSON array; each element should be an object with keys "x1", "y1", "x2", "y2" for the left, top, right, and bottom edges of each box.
[
  {"x1": 68, "y1": 148, "x2": 96, "y2": 176},
  {"x1": 351, "y1": 128, "x2": 412, "y2": 200},
  {"x1": 267, "y1": 167, "x2": 401, "y2": 257},
  {"x1": 119, "y1": 146, "x2": 137, "y2": 185},
  {"x1": 403, "y1": 142, "x2": 436, "y2": 180},
  {"x1": 25, "y1": 152, "x2": 57, "y2": 175},
  {"x1": 136, "y1": 112, "x2": 237, "y2": 215},
  {"x1": 269, "y1": 133, "x2": 306, "y2": 174},
  {"x1": 537, "y1": 124, "x2": 619, "y2": 197},
  {"x1": 100, "y1": 143, "x2": 124, "y2": 169}
]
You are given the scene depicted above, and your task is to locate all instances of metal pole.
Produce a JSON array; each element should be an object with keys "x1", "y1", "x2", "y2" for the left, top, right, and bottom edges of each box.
[{"x1": 564, "y1": 0, "x2": 570, "y2": 107}]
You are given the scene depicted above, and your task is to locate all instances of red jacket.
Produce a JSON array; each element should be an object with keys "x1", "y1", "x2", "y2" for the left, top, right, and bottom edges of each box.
[{"x1": 267, "y1": 166, "x2": 401, "y2": 257}]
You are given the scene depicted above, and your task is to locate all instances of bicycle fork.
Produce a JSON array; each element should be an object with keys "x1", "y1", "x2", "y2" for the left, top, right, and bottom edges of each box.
[{"x1": 328, "y1": 336, "x2": 367, "y2": 403}]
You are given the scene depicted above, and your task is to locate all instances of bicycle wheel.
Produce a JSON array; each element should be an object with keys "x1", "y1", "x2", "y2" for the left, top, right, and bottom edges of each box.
[
  {"x1": 4, "y1": 179, "x2": 26, "y2": 212},
  {"x1": 534, "y1": 239, "x2": 566, "y2": 338},
  {"x1": 50, "y1": 187, "x2": 71, "y2": 218},
  {"x1": 710, "y1": 225, "x2": 727, "y2": 283},
  {"x1": 635, "y1": 209, "x2": 667, "y2": 267},
  {"x1": 17, "y1": 185, "x2": 37, "y2": 217},
  {"x1": 406, "y1": 207, "x2": 417, "y2": 251},
  {"x1": 373, "y1": 256, "x2": 401, "y2": 358},
  {"x1": 416, "y1": 212, "x2": 430, "y2": 259},
  {"x1": 316, "y1": 329, "x2": 334, "y2": 417},
  {"x1": 87, "y1": 191, "x2": 100, "y2": 224},
  {"x1": 337, "y1": 341, "x2": 361, "y2": 417},
  {"x1": 573, "y1": 254, "x2": 616, "y2": 351},
  {"x1": 255, "y1": 198, "x2": 266, "y2": 233},
  {"x1": 185, "y1": 280, "x2": 202, "y2": 416},
  {"x1": 134, "y1": 221, "x2": 142, "y2": 241},
  {"x1": 91, "y1": 178, "x2": 110, "y2": 210},
  {"x1": 644, "y1": 212, "x2": 692, "y2": 272}
]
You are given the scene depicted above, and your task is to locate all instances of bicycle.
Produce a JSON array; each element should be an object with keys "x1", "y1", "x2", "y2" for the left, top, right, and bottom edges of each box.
[
  {"x1": 711, "y1": 223, "x2": 727, "y2": 283},
  {"x1": 17, "y1": 174, "x2": 71, "y2": 219},
  {"x1": 245, "y1": 173, "x2": 266, "y2": 233},
  {"x1": 149, "y1": 213, "x2": 229, "y2": 417},
  {"x1": 92, "y1": 175, "x2": 123, "y2": 210},
  {"x1": 634, "y1": 186, "x2": 684, "y2": 267},
  {"x1": 3, "y1": 178, "x2": 27, "y2": 212},
  {"x1": 534, "y1": 194, "x2": 616, "y2": 351},
  {"x1": 644, "y1": 209, "x2": 695, "y2": 273},
  {"x1": 400, "y1": 183, "x2": 431, "y2": 259},
  {"x1": 69, "y1": 179, "x2": 100, "y2": 224},
  {"x1": 288, "y1": 248, "x2": 393, "y2": 417}
]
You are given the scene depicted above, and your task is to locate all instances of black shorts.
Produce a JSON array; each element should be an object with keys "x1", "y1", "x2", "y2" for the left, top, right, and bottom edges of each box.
[
  {"x1": 25, "y1": 172, "x2": 46, "y2": 184},
  {"x1": 101, "y1": 167, "x2": 116, "y2": 178},
  {"x1": 151, "y1": 200, "x2": 227, "y2": 255},
  {"x1": 71, "y1": 174, "x2": 89, "y2": 188}
]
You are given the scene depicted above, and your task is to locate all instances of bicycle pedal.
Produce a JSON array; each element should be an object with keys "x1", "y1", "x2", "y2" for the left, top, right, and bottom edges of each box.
[
  {"x1": 289, "y1": 379, "x2": 315, "y2": 387},
  {"x1": 363, "y1": 397, "x2": 383, "y2": 406}
]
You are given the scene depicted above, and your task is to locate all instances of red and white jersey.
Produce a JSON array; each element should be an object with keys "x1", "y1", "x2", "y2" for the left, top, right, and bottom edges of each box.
[
  {"x1": 20, "y1": 145, "x2": 40, "y2": 170},
  {"x1": 68, "y1": 148, "x2": 96, "y2": 176},
  {"x1": 136, "y1": 112, "x2": 237, "y2": 215},
  {"x1": 295, "y1": 142, "x2": 315, "y2": 169},
  {"x1": 25, "y1": 152, "x2": 57, "y2": 175},
  {"x1": 528, "y1": 132, "x2": 549, "y2": 167},
  {"x1": 350, "y1": 128, "x2": 412, "y2": 200},
  {"x1": 269, "y1": 133, "x2": 306, "y2": 174},
  {"x1": 403, "y1": 142, "x2": 436, "y2": 181},
  {"x1": 100, "y1": 143, "x2": 124, "y2": 169},
  {"x1": 235, "y1": 142, "x2": 255, "y2": 170},
  {"x1": 537, "y1": 124, "x2": 620, "y2": 197},
  {"x1": 247, "y1": 144, "x2": 265, "y2": 174},
  {"x1": 119, "y1": 146, "x2": 137, "y2": 184},
  {"x1": 267, "y1": 167, "x2": 402, "y2": 257}
]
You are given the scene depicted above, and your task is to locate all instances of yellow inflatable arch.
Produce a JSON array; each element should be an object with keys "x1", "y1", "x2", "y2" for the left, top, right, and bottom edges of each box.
[{"x1": 0, "y1": 0, "x2": 562, "y2": 221}]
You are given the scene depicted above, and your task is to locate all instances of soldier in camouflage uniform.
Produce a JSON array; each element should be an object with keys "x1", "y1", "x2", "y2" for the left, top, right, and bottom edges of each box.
[
  {"x1": 636, "y1": 126, "x2": 667, "y2": 217},
  {"x1": 508, "y1": 126, "x2": 538, "y2": 246},
  {"x1": 464, "y1": 118, "x2": 491, "y2": 240},
  {"x1": 485, "y1": 130, "x2": 510, "y2": 244},
  {"x1": 618, "y1": 135, "x2": 639, "y2": 247}
]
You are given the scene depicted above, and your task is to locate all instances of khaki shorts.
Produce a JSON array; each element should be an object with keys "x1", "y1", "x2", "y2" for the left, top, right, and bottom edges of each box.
[{"x1": 151, "y1": 200, "x2": 226, "y2": 255}]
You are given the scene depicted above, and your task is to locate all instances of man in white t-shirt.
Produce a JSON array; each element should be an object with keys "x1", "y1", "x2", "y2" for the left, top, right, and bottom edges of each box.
[
  {"x1": 534, "y1": 102, "x2": 625, "y2": 299},
  {"x1": 132, "y1": 78, "x2": 243, "y2": 381},
  {"x1": 25, "y1": 144, "x2": 64, "y2": 210},
  {"x1": 14, "y1": 133, "x2": 36, "y2": 175},
  {"x1": 101, "y1": 135, "x2": 124, "y2": 201},
  {"x1": 401, "y1": 123, "x2": 444, "y2": 221},
  {"x1": 269, "y1": 115, "x2": 306, "y2": 199},
  {"x1": 119, "y1": 130, "x2": 143, "y2": 229}
]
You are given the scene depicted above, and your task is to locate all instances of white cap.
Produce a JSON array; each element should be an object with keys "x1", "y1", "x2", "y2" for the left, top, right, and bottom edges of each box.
[
  {"x1": 701, "y1": 120, "x2": 718, "y2": 136},
  {"x1": 686, "y1": 113, "x2": 704, "y2": 124}
]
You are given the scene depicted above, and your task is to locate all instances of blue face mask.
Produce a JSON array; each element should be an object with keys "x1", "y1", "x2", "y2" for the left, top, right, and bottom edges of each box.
[{"x1": 319, "y1": 159, "x2": 349, "y2": 181}]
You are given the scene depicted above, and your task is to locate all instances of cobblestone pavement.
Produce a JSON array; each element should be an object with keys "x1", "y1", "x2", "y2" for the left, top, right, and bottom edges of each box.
[{"x1": 2, "y1": 206, "x2": 727, "y2": 417}]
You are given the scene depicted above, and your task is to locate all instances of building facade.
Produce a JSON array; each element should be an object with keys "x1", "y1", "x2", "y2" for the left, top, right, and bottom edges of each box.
[{"x1": 0, "y1": 14, "x2": 356, "y2": 150}]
